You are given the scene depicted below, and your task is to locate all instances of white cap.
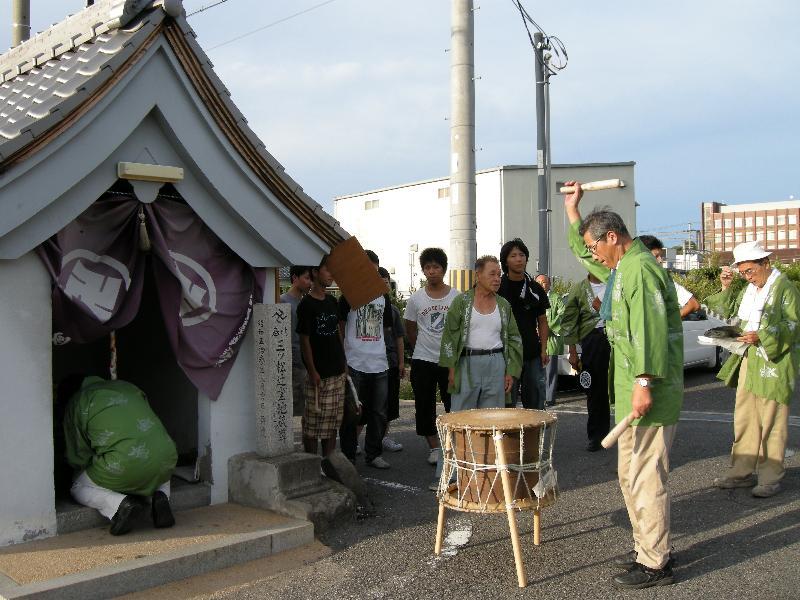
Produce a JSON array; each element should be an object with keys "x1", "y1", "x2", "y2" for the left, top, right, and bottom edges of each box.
[{"x1": 732, "y1": 240, "x2": 772, "y2": 265}]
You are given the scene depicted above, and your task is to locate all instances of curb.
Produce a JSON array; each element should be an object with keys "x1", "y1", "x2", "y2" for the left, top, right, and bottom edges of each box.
[{"x1": 0, "y1": 519, "x2": 312, "y2": 600}]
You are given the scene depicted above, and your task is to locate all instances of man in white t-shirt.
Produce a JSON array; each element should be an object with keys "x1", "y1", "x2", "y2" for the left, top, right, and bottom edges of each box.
[
  {"x1": 338, "y1": 250, "x2": 394, "y2": 469},
  {"x1": 404, "y1": 248, "x2": 459, "y2": 472},
  {"x1": 639, "y1": 235, "x2": 701, "y2": 318}
]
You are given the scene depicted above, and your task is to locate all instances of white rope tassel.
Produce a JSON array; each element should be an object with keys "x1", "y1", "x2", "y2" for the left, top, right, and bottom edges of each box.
[{"x1": 138, "y1": 205, "x2": 151, "y2": 252}]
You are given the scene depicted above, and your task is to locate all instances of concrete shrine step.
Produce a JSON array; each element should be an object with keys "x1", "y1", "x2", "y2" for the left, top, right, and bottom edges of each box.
[{"x1": 0, "y1": 503, "x2": 313, "y2": 600}]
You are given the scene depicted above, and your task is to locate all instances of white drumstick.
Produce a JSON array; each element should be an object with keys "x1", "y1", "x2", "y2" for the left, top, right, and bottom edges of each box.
[
  {"x1": 559, "y1": 179, "x2": 625, "y2": 194},
  {"x1": 601, "y1": 412, "x2": 636, "y2": 449}
]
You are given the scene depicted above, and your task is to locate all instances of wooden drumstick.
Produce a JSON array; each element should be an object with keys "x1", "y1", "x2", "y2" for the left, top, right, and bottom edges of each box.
[
  {"x1": 559, "y1": 179, "x2": 626, "y2": 194},
  {"x1": 601, "y1": 412, "x2": 636, "y2": 449}
]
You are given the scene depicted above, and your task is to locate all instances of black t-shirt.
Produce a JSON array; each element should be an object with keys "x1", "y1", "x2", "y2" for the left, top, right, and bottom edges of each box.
[
  {"x1": 498, "y1": 275, "x2": 550, "y2": 360},
  {"x1": 296, "y1": 293, "x2": 346, "y2": 378}
]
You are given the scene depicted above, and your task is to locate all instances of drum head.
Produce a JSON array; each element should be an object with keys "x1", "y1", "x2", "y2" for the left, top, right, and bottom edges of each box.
[{"x1": 437, "y1": 407, "x2": 556, "y2": 431}]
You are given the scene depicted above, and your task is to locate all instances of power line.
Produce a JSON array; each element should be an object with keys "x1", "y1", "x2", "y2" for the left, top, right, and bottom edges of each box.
[
  {"x1": 640, "y1": 221, "x2": 701, "y2": 233},
  {"x1": 206, "y1": 0, "x2": 339, "y2": 51},
  {"x1": 510, "y1": 0, "x2": 568, "y2": 74},
  {"x1": 187, "y1": 0, "x2": 232, "y2": 17}
]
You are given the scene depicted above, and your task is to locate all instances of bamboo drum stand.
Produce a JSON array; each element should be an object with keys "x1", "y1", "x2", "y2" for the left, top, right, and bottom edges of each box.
[
  {"x1": 434, "y1": 432, "x2": 452, "y2": 556},
  {"x1": 433, "y1": 410, "x2": 558, "y2": 589},
  {"x1": 494, "y1": 431, "x2": 528, "y2": 588}
]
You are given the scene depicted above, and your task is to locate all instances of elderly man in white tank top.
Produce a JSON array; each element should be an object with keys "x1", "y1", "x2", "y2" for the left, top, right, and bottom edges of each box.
[{"x1": 438, "y1": 256, "x2": 523, "y2": 412}]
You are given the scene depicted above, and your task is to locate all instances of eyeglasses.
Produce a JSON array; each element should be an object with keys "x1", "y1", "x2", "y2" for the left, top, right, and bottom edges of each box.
[
  {"x1": 585, "y1": 235, "x2": 606, "y2": 255},
  {"x1": 738, "y1": 266, "x2": 759, "y2": 278}
]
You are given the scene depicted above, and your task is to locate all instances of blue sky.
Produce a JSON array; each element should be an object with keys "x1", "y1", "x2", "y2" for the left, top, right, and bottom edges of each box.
[{"x1": 2, "y1": 1, "x2": 798, "y2": 245}]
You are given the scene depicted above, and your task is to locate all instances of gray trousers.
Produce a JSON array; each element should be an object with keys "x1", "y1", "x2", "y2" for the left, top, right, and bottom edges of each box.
[
  {"x1": 450, "y1": 353, "x2": 506, "y2": 412},
  {"x1": 437, "y1": 353, "x2": 506, "y2": 480}
]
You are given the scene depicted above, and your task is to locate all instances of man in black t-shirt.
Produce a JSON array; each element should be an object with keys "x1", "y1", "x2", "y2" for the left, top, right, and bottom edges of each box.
[
  {"x1": 498, "y1": 238, "x2": 550, "y2": 410},
  {"x1": 296, "y1": 255, "x2": 347, "y2": 457}
]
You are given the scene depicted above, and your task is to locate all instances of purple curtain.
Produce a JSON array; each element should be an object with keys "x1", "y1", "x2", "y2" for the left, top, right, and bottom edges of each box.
[{"x1": 38, "y1": 189, "x2": 265, "y2": 400}]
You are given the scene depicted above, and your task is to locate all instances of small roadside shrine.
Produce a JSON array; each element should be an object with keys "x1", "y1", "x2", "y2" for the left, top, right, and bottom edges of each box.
[{"x1": 0, "y1": 0, "x2": 348, "y2": 545}]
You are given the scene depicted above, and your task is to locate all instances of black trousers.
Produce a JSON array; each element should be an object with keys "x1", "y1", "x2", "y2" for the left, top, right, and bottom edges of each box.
[
  {"x1": 581, "y1": 328, "x2": 611, "y2": 443},
  {"x1": 387, "y1": 366, "x2": 400, "y2": 422},
  {"x1": 410, "y1": 359, "x2": 451, "y2": 437}
]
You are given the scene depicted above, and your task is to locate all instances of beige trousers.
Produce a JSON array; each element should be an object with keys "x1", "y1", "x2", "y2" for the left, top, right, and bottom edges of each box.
[
  {"x1": 617, "y1": 424, "x2": 676, "y2": 570},
  {"x1": 727, "y1": 357, "x2": 789, "y2": 485}
]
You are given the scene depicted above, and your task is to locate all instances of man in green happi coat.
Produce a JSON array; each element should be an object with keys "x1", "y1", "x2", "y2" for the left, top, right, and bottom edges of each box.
[
  {"x1": 564, "y1": 184, "x2": 683, "y2": 590},
  {"x1": 60, "y1": 375, "x2": 178, "y2": 536},
  {"x1": 561, "y1": 272, "x2": 612, "y2": 451},
  {"x1": 535, "y1": 274, "x2": 566, "y2": 407},
  {"x1": 705, "y1": 241, "x2": 800, "y2": 498}
]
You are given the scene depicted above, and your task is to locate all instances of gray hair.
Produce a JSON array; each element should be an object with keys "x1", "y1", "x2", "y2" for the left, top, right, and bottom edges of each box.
[
  {"x1": 578, "y1": 207, "x2": 630, "y2": 241},
  {"x1": 474, "y1": 255, "x2": 500, "y2": 271}
]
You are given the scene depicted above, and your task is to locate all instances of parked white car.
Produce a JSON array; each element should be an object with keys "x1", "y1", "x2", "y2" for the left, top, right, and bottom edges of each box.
[{"x1": 557, "y1": 311, "x2": 729, "y2": 376}]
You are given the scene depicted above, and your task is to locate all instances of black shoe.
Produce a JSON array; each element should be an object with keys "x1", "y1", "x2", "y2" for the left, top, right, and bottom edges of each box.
[
  {"x1": 586, "y1": 440, "x2": 602, "y2": 452},
  {"x1": 613, "y1": 550, "x2": 677, "y2": 572},
  {"x1": 110, "y1": 496, "x2": 143, "y2": 536},
  {"x1": 151, "y1": 490, "x2": 175, "y2": 528},
  {"x1": 612, "y1": 550, "x2": 638, "y2": 570},
  {"x1": 613, "y1": 562, "x2": 674, "y2": 589}
]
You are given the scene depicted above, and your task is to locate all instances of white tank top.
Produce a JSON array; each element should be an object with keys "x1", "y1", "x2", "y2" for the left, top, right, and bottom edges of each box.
[{"x1": 468, "y1": 305, "x2": 503, "y2": 350}]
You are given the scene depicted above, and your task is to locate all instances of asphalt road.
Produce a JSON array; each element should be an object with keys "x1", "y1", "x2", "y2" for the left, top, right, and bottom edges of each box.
[{"x1": 215, "y1": 369, "x2": 800, "y2": 599}]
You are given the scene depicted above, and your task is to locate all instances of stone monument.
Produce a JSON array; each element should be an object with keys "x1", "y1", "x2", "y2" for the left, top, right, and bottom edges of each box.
[
  {"x1": 253, "y1": 303, "x2": 293, "y2": 457},
  {"x1": 228, "y1": 303, "x2": 355, "y2": 530}
]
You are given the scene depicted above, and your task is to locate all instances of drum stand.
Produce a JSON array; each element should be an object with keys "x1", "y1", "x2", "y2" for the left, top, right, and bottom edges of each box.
[{"x1": 434, "y1": 431, "x2": 540, "y2": 588}]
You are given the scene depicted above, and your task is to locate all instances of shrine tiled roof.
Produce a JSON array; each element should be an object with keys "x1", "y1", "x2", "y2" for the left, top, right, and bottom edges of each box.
[{"x1": 0, "y1": 0, "x2": 347, "y2": 247}]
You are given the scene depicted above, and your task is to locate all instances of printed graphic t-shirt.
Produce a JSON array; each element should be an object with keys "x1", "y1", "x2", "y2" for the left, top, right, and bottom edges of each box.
[
  {"x1": 296, "y1": 294, "x2": 346, "y2": 378},
  {"x1": 404, "y1": 287, "x2": 460, "y2": 363},
  {"x1": 339, "y1": 294, "x2": 392, "y2": 373}
]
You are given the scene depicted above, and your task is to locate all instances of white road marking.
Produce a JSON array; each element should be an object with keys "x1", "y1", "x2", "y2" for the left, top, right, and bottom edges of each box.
[
  {"x1": 362, "y1": 477, "x2": 422, "y2": 493},
  {"x1": 426, "y1": 519, "x2": 473, "y2": 566}
]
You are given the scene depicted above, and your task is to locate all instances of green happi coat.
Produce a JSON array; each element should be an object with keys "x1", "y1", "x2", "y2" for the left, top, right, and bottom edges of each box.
[
  {"x1": 705, "y1": 273, "x2": 800, "y2": 405},
  {"x1": 561, "y1": 278, "x2": 603, "y2": 346},
  {"x1": 607, "y1": 240, "x2": 684, "y2": 426},
  {"x1": 64, "y1": 376, "x2": 178, "y2": 496},
  {"x1": 439, "y1": 289, "x2": 523, "y2": 403},
  {"x1": 545, "y1": 290, "x2": 567, "y2": 356}
]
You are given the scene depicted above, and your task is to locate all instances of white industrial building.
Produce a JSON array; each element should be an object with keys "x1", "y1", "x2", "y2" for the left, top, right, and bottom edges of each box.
[{"x1": 335, "y1": 162, "x2": 636, "y2": 295}]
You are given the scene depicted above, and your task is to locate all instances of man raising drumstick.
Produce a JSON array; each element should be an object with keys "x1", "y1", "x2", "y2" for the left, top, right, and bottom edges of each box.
[{"x1": 564, "y1": 182, "x2": 683, "y2": 589}]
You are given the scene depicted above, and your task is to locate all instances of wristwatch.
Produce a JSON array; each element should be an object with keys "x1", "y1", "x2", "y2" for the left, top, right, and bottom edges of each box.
[{"x1": 636, "y1": 377, "x2": 651, "y2": 388}]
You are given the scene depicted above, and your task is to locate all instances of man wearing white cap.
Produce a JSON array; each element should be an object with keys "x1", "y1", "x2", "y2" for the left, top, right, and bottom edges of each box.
[{"x1": 706, "y1": 240, "x2": 800, "y2": 498}]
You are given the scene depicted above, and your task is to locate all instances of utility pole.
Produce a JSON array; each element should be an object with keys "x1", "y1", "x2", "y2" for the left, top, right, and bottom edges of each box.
[
  {"x1": 11, "y1": 0, "x2": 30, "y2": 47},
  {"x1": 448, "y1": 0, "x2": 476, "y2": 291},
  {"x1": 533, "y1": 32, "x2": 550, "y2": 275}
]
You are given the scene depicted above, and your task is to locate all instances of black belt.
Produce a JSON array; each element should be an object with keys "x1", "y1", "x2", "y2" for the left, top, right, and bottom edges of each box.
[
  {"x1": 587, "y1": 326, "x2": 605, "y2": 336},
  {"x1": 461, "y1": 347, "x2": 504, "y2": 357}
]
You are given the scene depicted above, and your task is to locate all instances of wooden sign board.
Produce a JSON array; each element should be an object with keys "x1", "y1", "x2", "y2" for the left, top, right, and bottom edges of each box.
[{"x1": 327, "y1": 236, "x2": 387, "y2": 310}]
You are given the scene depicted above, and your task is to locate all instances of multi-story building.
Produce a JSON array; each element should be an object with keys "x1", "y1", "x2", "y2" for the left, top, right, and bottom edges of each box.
[
  {"x1": 701, "y1": 200, "x2": 800, "y2": 263},
  {"x1": 334, "y1": 162, "x2": 636, "y2": 296}
]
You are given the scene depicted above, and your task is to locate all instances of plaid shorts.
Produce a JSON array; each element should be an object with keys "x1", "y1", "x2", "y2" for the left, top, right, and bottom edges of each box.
[{"x1": 302, "y1": 373, "x2": 346, "y2": 439}]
